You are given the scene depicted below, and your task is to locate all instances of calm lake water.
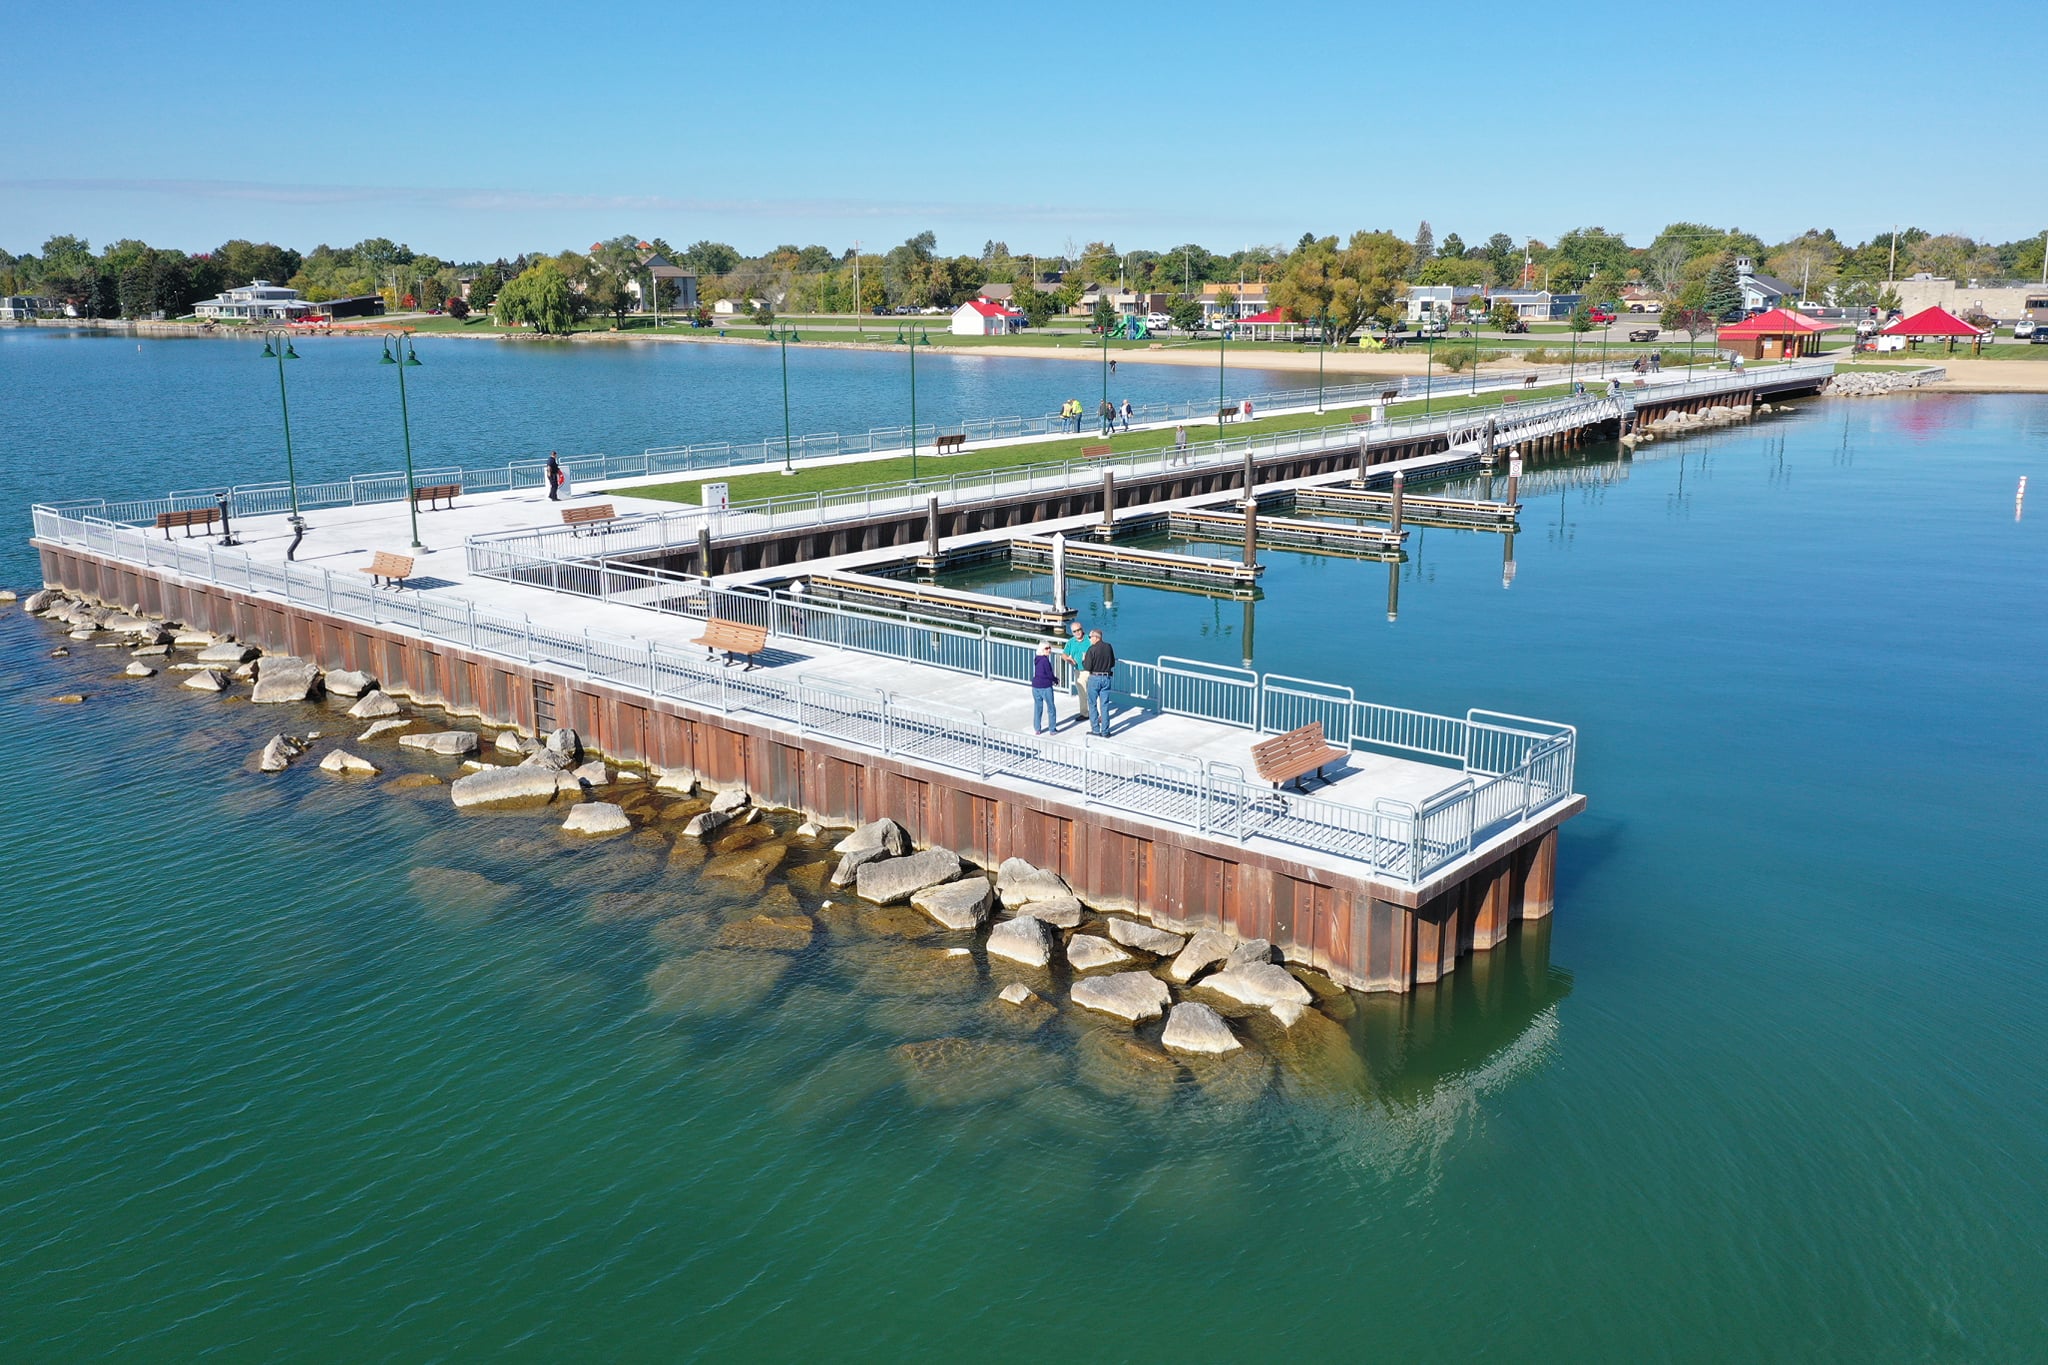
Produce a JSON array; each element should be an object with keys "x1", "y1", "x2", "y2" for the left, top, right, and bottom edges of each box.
[{"x1": 2, "y1": 331, "x2": 2045, "y2": 1360}]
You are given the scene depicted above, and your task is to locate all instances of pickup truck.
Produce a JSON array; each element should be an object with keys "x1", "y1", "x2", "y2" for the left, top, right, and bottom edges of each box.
[
  {"x1": 1588, "y1": 307, "x2": 1617, "y2": 324},
  {"x1": 1627, "y1": 327, "x2": 1660, "y2": 343}
]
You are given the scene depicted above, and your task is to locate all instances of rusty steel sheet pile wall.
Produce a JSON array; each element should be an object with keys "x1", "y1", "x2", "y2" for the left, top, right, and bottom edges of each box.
[{"x1": 38, "y1": 540, "x2": 1559, "y2": 993}]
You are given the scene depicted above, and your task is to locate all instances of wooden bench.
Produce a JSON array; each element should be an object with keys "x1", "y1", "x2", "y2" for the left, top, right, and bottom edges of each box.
[
  {"x1": 1521, "y1": 373, "x2": 1539, "y2": 388},
  {"x1": 1217, "y1": 407, "x2": 1236, "y2": 423},
  {"x1": 1251, "y1": 721, "x2": 1347, "y2": 792},
  {"x1": 1379, "y1": 389, "x2": 1399, "y2": 403},
  {"x1": 935, "y1": 433, "x2": 967, "y2": 455},
  {"x1": 155, "y1": 507, "x2": 219, "y2": 539},
  {"x1": 412, "y1": 482, "x2": 460, "y2": 510},
  {"x1": 561, "y1": 503, "x2": 617, "y2": 535},
  {"x1": 359, "y1": 551, "x2": 414, "y2": 589},
  {"x1": 694, "y1": 617, "x2": 768, "y2": 670},
  {"x1": 1080, "y1": 443, "x2": 1114, "y2": 459}
]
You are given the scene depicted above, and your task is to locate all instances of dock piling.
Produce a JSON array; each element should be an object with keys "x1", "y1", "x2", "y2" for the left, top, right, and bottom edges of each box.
[
  {"x1": 1100, "y1": 469, "x2": 1115, "y2": 536},
  {"x1": 1388, "y1": 470, "x2": 1405, "y2": 539},
  {"x1": 697, "y1": 526, "x2": 713, "y2": 582},
  {"x1": 925, "y1": 493, "x2": 940, "y2": 560}
]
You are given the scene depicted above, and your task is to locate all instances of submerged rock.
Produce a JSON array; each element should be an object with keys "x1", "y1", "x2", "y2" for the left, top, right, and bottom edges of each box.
[
  {"x1": 1167, "y1": 928, "x2": 1235, "y2": 983},
  {"x1": 1071, "y1": 970, "x2": 1172, "y2": 1024},
  {"x1": 855, "y1": 848, "x2": 963, "y2": 905},
  {"x1": 681, "y1": 808, "x2": 736, "y2": 840},
  {"x1": 408, "y1": 866, "x2": 518, "y2": 921},
  {"x1": 998, "y1": 983, "x2": 1039, "y2": 1007},
  {"x1": 257, "y1": 734, "x2": 295, "y2": 772},
  {"x1": 1107, "y1": 919, "x2": 1187, "y2": 956},
  {"x1": 358, "y1": 717, "x2": 416, "y2": 742},
  {"x1": 347, "y1": 690, "x2": 402, "y2": 719},
  {"x1": 893, "y1": 1037, "x2": 1063, "y2": 1108},
  {"x1": 700, "y1": 840, "x2": 789, "y2": 894},
  {"x1": 1075, "y1": 1029, "x2": 1180, "y2": 1111},
  {"x1": 1161, "y1": 1001, "x2": 1242, "y2": 1055},
  {"x1": 122, "y1": 662, "x2": 157, "y2": 678},
  {"x1": 909, "y1": 877, "x2": 992, "y2": 931},
  {"x1": 645, "y1": 950, "x2": 793, "y2": 1017},
  {"x1": 986, "y1": 915, "x2": 1055, "y2": 968},
  {"x1": 716, "y1": 914, "x2": 814, "y2": 952},
  {"x1": 561, "y1": 802, "x2": 631, "y2": 836}
]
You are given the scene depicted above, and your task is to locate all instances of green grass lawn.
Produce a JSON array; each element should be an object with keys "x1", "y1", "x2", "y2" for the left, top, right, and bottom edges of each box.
[{"x1": 631, "y1": 382, "x2": 1580, "y2": 507}]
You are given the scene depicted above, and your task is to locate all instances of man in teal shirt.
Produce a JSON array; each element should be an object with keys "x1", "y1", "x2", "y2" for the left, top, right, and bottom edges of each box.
[{"x1": 1061, "y1": 620, "x2": 1089, "y2": 722}]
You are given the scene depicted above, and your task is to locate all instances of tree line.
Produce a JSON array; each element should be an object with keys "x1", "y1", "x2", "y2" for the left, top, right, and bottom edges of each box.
[{"x1": 7, "y1": 222, "x2": 2042, "y2": 329}]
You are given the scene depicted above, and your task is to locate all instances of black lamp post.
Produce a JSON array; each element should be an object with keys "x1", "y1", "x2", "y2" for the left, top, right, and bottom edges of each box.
[
  {"x1": 378, "y1": 332, "x2": 424, "y2": 548},
  {"x1": 766, "y1": 323, "x2": 802, "y2": 474},
  {"x1": 895, "y1": 324, "x2": 935, "y2": 481},
  {"x1": 259, "y1": 330, "x2": 302, "y2": 516}
]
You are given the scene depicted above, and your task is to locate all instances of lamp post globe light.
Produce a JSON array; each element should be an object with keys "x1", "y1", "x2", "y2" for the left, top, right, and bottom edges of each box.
[
  {"x1": 765, "y1": 323, "x2": 802, "y2": 474},
  {"x1": 378, "y1": 332, "x2": 424, "y2": 549},
  {"x1": 259, "y1": 330, "x2": 302, "y2": 517}
]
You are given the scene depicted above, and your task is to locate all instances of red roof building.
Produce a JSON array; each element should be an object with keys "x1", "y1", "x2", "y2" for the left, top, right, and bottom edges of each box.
[
  {"x1": 1715, "y1": 307, "x2": 1831, "y2": 360},
  {"x1": 1881, "y1": 306, "x2": 1988, "y2": 343},
  {"x1": 950, "y1": 298, "x2": 1025, "y2": 337}
]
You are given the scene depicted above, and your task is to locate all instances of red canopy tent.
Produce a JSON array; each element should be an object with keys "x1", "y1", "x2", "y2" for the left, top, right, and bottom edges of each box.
[
  {"x1": 1235, "y1": 306, "x2": 1301, "y2": 340},
  {"x1": 1880, "y1": 306, "x2": 1990, "y2": 352},
  {"x1": 1715, "y1": 307, "x2": 1831, "y2": 360}
]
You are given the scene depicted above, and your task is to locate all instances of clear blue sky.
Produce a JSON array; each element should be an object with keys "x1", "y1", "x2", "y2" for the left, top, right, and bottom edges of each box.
[{"x1": 4, "y1": 0, "x2": 2042, "y2": 261}]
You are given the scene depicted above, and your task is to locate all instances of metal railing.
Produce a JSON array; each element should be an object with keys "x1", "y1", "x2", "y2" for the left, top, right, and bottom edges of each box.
[{"x1": 31, "y1": 502, "x2": 1580, "y2": 881}]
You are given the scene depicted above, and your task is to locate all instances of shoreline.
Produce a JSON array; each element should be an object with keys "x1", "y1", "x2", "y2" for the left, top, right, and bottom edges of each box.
[{"x1": 18, "y1": 319, "x2": 2048, "y2": 392}]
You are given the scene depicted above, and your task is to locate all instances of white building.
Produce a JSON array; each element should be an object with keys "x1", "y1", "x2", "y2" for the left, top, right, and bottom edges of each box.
[
  {"x1": 192, "y1": 280, "x2": 312, "y2": 321},
  {"x1": 950, "y1": 299, "x2": 1024, "y2": 336},
  {"x1": 1405, "y1": 285, "x2": 1484, "y2": 322},
  {"x1": 0, "y1": 296, "x2": 38, "y2": 321},
  {"x1": 1734, "y1": 258, "x2": 1793, "y2": 314}
]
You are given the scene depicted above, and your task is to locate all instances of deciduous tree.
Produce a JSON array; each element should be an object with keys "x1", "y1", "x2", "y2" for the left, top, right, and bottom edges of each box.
[{"x1": 1270, "y1": 230, "x2": 1410, "y2": 346}]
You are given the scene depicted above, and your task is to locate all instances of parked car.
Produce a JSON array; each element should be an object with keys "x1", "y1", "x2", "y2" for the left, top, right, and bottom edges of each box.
[
  {"x1": 2032, "y1": 328, "x2": 2048, "y2": 345},
  {"x1": 1588, "y1": 306, "x2": 1617, "y2": 324},
  {"x1": 1628, "y1": 327, "x2": 1660, "y2": 343},
  {"x1": 1145, "y1": 311, "x2": 1171, "y2": 330},
  {"x1": 872, "y1": 306, "x2": 891, "y2": 316},
  {"x1": 1501, "y1": 318, "x2": 1529, "y2": 334},
  {"x1": 2013, "y1": 318, "x2": 2035, "y2": 338}
]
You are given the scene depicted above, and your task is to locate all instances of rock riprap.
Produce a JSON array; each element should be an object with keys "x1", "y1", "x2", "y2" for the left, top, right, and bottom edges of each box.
[
  {"x1": 347, "y1": 690, "x2": 402, "y2": 719},
  {"x1": 1161, "y1": 1001, "x2": 1242, "y2": 1055},
  {"x1": 195, "y1": 642, "x2": 257, "y2": 665},
  {"x1": 449, "y1": 765, "x2": 572, "y2": 808},
  {"x1": 562, "y1": 802, "x2": 631, "y2": 836},
  {"x1": 250, "y1": 656, "x2": 322, "y2": 704},
  {"x1": 855, "y1": 848, "x2": 963, "y2": 905},
  {"x1": 1168, "y1": 928, "x2": 1235, "y2": 983},
  {"x1": 399, "y1": 730, "x2": 480, "y2": 757},
  {"x1": 986, "y1": 915, "x2": 1055, "y2": 968},
  {"x1": 836, "y1": 818, "x2": 911, "y2": 859},
  {"x1": 994, "y1": 856, "x2": 1070, "y2": 908},
  {"x1": 1071, "y1": 971, "x2": 1172, "y2": 1024},
  {"x1": 1199, "y1": 963, "x2": 1313, "y2": 1023},
  {"x1": 257, "y1": 735, "x2": 299, "y2": 772},
  {"x1": 1009, "y1": 895, "x2": 1083, "y2": 929},
  {"x1": 318, "y1": 749, "x2": 378, "y2": 775},
  {"x1": 1065, "y1": 934, "x2": 1133, "y2": 973},
  {"x1": 323, "y1": 669, "x2": 377, "y2": 697},
  {"x1": 182, "y1": 669, "x2": 231, "y2": 692},
  {"x1": 909, "y1": 877, "x2": 993, "y2": 931},
  {"x1": 1107, "y1": 919, "x2": 1187, "y2": 956}
]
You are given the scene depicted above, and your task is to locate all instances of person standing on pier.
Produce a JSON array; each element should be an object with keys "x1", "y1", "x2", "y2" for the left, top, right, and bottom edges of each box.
[
  {"x1": 546, "y1": 452, "x2": 562, "y2": 502},
  {"x1": 1030, "y1": 641, "x2": 1059, "y2": 734},
  {"x1": 1098, "y1": 399, "x2": 1115, "y2": 435},
  {"x1": 1173, "y1": 423, "x2": 1188, "y2": 465},
  {"x1": 1083, "y1": 628, "x2": 1117, "y2": 737},
  {"x1": 1062, "y1": 620, "x2": 1089, "y2": 721}
]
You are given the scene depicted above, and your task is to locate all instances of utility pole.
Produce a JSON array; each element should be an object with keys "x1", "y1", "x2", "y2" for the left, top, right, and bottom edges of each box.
[
  {"x1": 853, "y1": 239, "x2": 862, "y2": 331},
  {"x1": 1888, "y1": 224, "x2": 1898, "y2": 283}
]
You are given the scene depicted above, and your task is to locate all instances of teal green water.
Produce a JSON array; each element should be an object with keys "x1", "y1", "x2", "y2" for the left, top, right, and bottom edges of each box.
[{"x1": 3, "y1": 335, "x2": 2045, "y2": 1360}]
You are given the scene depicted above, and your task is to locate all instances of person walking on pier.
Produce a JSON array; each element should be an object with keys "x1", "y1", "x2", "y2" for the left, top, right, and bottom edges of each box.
[
  {"x1": 1098, "y1": 399, "x2": 1116, "y2": 435},
  {"x1": 1083, "y1": 628, "x2": 1117, "y2": 737},
  {"x1": 1062, "y1": 620, "x2": 1089, "y2": 721},
  {"x1": 1119, "y1": 398, "x2": 1134, "y2": 432},
  {"x1": 1030, "y1": 641, "x2": 1059, "y2": 734},
  {"x1": 1173, "y1": 423, "x2": 1188, "y2": 465},
  {"x1": 546, "y1": 452, "x2": 562, "y2": 502}
]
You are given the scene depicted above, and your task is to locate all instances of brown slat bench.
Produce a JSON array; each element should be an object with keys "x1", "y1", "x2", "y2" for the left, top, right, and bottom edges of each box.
[
  {"x1": 1251, "y1": 721, "x2": 1346, "y2": 791},
  {"x1": 359, "y1": 551, "x2": 414, "y2": 589},
  {"x1": 1080, "y1": 443, "x2": 1114, "y2": 459},
  {"x1": 694, "y1": 617, "x2": 768, "y2": 670},
  {"x1": 1379, "y1": 389, "x2": 1399, "y2": 403},
  {"x1": 561, "y1": 503, "x2": 617, "y2": 535},
  {"x1": 1217, "y1": 407, "x2": 1237, "y2": 423},
  {"x1": 155, "y1": 507, "x2": 220, "y2": 539},
  {"x1": 1521, "y1": 373, "x2": 1539, "y2": 389},
  {"x1": 412, "y1": 482, "x2": 460, "y2": 510},
  {"x1": 935, "y1": 433, "x2": 967, "y2": 455}
]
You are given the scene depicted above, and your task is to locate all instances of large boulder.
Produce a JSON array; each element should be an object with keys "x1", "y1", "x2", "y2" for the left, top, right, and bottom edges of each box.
[
  {"x1": 23, "y1": 589, "x2": 62, "y2": 614},
  {"x1": 1071, "y1": 971, "x2": 1172, "y2": 1024},
  {"x1": 835, "y1": 818, "x2": 910, "y2": 859},
  {"x1": 196, "y1": 642, "x2": 257, "y2": 665},
  {"x1": 182, "y1": 669, "x2": 231, "y2": 692},
  {"x1": 123, "y1": 663, "x2": 157, "y2": 678},
  {"x1": 519, "y1": 747, "x2": 574, "y2": 772},
  {"x1": 1010, "y1": 896, "x2": 1083, "y2": 930},
  {"x1": 1161, "y1": 1001, "x2": 1241, "y2": 1055},
  {"x1": 450, "y1": 765, "x2": 571, "y2": 809},
  {"x1": 1225, "y1": 938, "x2": 1277, "y2": 970},
  {"x1": 571, "y1": 761, "x2": 610, "y2": 787},
  {"x1": 708, "y1": 785, "x2": 750, "y2": 815},
  {"x1": 545, "y1": 727, "x2": 582, "y2": 763},
  {"x1": 562, "y1": 802, "x2": 631, "y2": 837},
  {"x1": 347, "y1": 690, "x2": 401, "y2": 719},
  {"x1": 994, "y1": 856, "x2": 1070, "y2": 908},
  {"x1": 856, "y1": 848, "x2": 964, "y2": 905},
  {"x1": 1167, "y1": 928, "x2": 1236, "y2": 983},
  {"x1": 399, "y1": 730, "x2": 480, "y2": 757},
  {"x1": 830, "y1": 843, "x2": 891, "y2": 889},
  {"x1": 682, "y1": 807, "x2": 736, "y2": 840},
  {"x1": 250, "y1": 656, "x2": 322, "y2": 704},
  {"x1": 324, "y1": 669, "x2": 378, "y2": 697},
  {"x1": 909, "y1": 877, "x2": 993, "y2": 931},
  {"x1": 1108, "y1": 919, "x2": 1187, "y2": 956},
  {"x1": 1200, "y1": 962, "x2": 1313, "y2": 1016},
  {"x1": 359, "y1": 717, "x2": 415, "y2": 741},
  {"x1": 318, "y1": 749, "x2": 378, "y2": 776},
  {"x1": 986, "y1": 915, "x2": 1055, "y2": 968},
  {"x1": 1065, "y1": 933, "x2": 1133, "y2": 973}
]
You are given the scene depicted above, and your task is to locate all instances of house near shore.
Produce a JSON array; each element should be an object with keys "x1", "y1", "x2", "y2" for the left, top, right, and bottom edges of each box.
[
  {"x1": 1485, "y1": 288, "x2": 1581, "y2": 320},
  {"x1": 1197, "y1": 281, "x2": 1270, "y2": 324},
  {"x1": 1404, "y1": 285, "x2": 1483, "y2": 322},
  {"x1": 950, "y1": 299, "x2": 1025, "y2": 336},
  {"x1": 626, "y1": 253, "x2": 699, "y2": 314},
  {"x1": 192, "y1": 280, "x2": 313, "y2": 321},
  {"x1": 0, "y1": 295, "x2": 39, "y2": 321},
  {"x1": 1735, "y1": 257, "x2": 1794, "y2": 314}
]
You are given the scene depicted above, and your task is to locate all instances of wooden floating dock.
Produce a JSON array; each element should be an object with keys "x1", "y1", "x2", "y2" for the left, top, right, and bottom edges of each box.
[
  {"x1": 1293, "y1": 485, "x2": 1520, "y2": 529},
  {"x1": 1008, "y1": 534, "x2": 1263, "y2": 588},
  {"x1": 1167, "y1": 507, "x2": 1407, "y2": 557},
  {"x1": 803, "y1": 569, "x2": 1072, "y2": 631}
]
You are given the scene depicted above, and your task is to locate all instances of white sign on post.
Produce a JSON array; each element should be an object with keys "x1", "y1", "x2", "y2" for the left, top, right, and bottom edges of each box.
[
  {"x1": 1509, "y1": 458, "x2": 1524, "y2": 478},
  {"x1": 702, "y1": 481, "x2": 730, "y2": 510}
]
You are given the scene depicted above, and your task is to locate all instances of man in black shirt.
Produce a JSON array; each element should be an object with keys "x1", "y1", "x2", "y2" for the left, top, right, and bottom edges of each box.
[{"x1": 1082, "y1": 629, "x2": 1116, "y2": 736}]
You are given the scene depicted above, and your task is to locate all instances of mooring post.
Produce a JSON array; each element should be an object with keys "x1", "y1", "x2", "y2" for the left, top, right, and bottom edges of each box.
[
  {"x1": 1051, "y1": 531, "x2": 1068, "y2": 612},
  {"x1": 1502, "y1": 530, "x2": 1517, "y2": 588},
  {"x1": 697, "y1": 525, "x2": 713, "y2": 582},
  {"x1": 1482, "y1": 417, "x2": 1497, "y2": 465},
  {"x1": 1506, "y1": 450, "x2": 1521, "y2": 507},
  {"x1": 1100, "y1": 468, "x2": 1115, "y2": 536},
  {"x1": 1386, "y1": 558, "x2": 1400, "y2": 621},
  {"x1": 1388, "y1": 470, "x2": 1405, "y2": 539},
  {"x1": 925, "y1": 493, "x2": 940, "y2": 559}
]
